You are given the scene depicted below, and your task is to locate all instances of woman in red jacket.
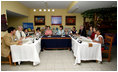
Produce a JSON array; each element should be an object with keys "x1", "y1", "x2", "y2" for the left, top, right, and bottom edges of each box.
[{"x1": 91, "y1": 27, "x2": 96, "y2": 40}]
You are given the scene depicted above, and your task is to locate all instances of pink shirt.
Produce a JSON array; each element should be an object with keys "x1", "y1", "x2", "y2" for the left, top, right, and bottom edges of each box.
[{"x1": 45, "y1": 29, "x2": 52, "y2": 35}]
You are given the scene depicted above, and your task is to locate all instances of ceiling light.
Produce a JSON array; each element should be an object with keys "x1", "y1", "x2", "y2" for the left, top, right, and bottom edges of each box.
[
  {"x1": 52, "y1": 9, "x2": 55, "y2": 12},
  {"x1": 48, "y1": 9, "x2": 50, "y2": 12},
  {"x1": 39, "y1": 9, "x2": 42, "y2": 12},
  {"x1": 44, "y1": 9, "x2": 46, "y2": 12},
  {"x1": 33, "y1": 9, "x2": 36, "y2": 12}
]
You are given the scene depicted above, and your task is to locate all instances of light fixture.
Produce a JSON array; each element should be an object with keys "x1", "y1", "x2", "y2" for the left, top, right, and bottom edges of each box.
[
  {"x1": 33, "y1": 9, "x2": 55, "y2": 12},
  {"x1": 48, "y1": 9, "x2": 50, "y2": 12},
  {"x1": 52, "y1": 9, "x2": 55, "y2": 12},
  {"x1": 39, "y1": 9, "x2": 42, "y2": 12},
  {"x1": 33, "y1": 9, "x2": 36, "y2": 12},
  {"x1": 44, "y1": 9, "x2": 46, "y2": 12}
]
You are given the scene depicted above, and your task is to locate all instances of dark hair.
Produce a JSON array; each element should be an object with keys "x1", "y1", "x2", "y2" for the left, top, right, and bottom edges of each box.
[
  {"x1": 96, "y1": 28, "x2": 101, "y2": 33},
  {"x1": 7, "y1": 27, "x2": 15, "y2": 33},
  {"x1": 73, "y1": 27, "x2": 76, "y2": 29},
  {"x1": 47, "y1": 26, "x2": 50, "y2": 29},
  {"x1": 60, "y1": 26, "x2": 63, "y2": 29},
  {"x1": 96, "y1": 29, "x2": 104, "y2": 36},
  {"x1": 23, "y1": 28, "x2": 27, "y2": 31},
  {"x1": 36, "y1": 28, "x2": 39, "y2": 31},
  {"x1": 36, "y1": 27, "x2": 40, "y2": 31}
]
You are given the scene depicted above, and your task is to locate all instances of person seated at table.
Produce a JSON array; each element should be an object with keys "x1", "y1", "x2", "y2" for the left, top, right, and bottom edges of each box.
[
  {"x1": 45, "y1": 26, "x2": 52, "y2": 36},
  {"x1": 52, "y1": 27, "x2": 57, "y2": 35},
  {"x1": 70, "y1": 27, "x2": 77, "y2": 35},
  {"x1": 93, "y1": 29, "x2": 104, "y2": 44},
  {"x1": 35, "y1": 28, "x2": 41, "y2": 37},
  {"x1": 78, "y1": 25, "x2": 87, "y2": 37},
  {"x1": 23, "y1": 28, "x2": 29, "y2": 36},
  {"x1": 57, "y1": 25, "x2": 65, "y2": 35},
  {"x1": 15, "y1": 26, "x2": 26, "y2": 40},
  {"x1": 90, "y1": 27, "x2": 96, "y2": 40},
  {"x1": 1, "y1": 27, "x2": 22, "y2": 57},
  {"x1": 87, "y1": 26, "x2": 93, "y2": 37},
  {"x1": 45, "y1": 25, "x2": 48, "y2": 30},
  {"x1": 64, "y1": 28, "x2": 69, "y2": 35},
  {"x1": 23, "y1": 28, "x2": 32, "y2": 38}
]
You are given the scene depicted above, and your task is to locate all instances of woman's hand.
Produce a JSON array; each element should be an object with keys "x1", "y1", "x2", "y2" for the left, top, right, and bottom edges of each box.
[
  {"x1": 87, "y1": 37, "x2": 91, "y2": 39},
  {"x1": 17, "y1": 40, "x2": 22, "y2": 45},
  {"x1": 92, "y1": 40, "x2": 96, "y2": 42}
]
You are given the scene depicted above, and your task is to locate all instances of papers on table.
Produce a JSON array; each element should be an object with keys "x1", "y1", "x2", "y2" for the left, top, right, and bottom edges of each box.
[
  {"x1": 47, "y1": 35, "x2": 51, "y2": 37},
  {"x1": 61, "y1": 35, "x2": 65, "y2": 37},
  {"x1": 79, "y1": 36, "x2": 92, "y2": 42},
  {"x1": 70, "y1": 35, "x2": 92, "y2": 43}
]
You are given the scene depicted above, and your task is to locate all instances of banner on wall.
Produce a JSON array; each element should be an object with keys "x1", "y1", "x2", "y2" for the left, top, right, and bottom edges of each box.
[{"x1": 23, "y1": 23, "x2": 34, "y2": 30}]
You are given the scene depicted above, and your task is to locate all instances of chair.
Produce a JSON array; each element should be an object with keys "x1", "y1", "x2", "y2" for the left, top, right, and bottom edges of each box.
[
  {"x1": 1, "y1": 54, "x2": 12, "y2": 65},
  {"x1": 102, "y1": 35, "x2": 113, "y2": 62},
  {"x1": 1, "y1": 37, "x2": 16, "y2": 65}
]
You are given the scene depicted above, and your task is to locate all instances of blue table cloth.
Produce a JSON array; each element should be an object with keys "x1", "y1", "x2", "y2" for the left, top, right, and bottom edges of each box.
[{"x1": 41, "y1": 35, "x2": 71, "y2": 50}]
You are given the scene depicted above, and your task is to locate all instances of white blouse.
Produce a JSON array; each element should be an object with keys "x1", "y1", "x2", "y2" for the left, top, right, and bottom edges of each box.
[
  {"x1": 36, "y1": 32, "x2": 41, "y2": 37},
  {"x1": 94, "y1": 34, "x2": 104, "y2": 44}
]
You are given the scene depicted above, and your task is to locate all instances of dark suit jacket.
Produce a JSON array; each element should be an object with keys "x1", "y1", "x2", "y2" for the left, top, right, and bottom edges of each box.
[{"x1": 78, "y1": 29, "x2": 87, "y2": 37}]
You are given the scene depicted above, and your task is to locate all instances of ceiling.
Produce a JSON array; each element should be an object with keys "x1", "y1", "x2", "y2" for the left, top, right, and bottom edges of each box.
[
  {"x1": 19, "y1": 1, "x2": 72, "y2": 9},
  {"x1": 69, "y1": 1, "x2": 117, "y2": 13},
  {"x1": 7, "y1": 10, "x2": 27, "y2": 17},
  {"x1": 19, "y1": 1, "x2": 117, "y2": 13}
]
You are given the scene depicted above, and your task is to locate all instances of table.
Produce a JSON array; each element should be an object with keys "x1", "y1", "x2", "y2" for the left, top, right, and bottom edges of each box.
[
  {"x1": 41, "y1": 35, "x2": 71, "y2": 50},
  {"x1": 10, "y1": 38, "x2": 41, "y2": 65},
  {"x1": 71, "y1": 36, "x2": 102, "y2": 65}
]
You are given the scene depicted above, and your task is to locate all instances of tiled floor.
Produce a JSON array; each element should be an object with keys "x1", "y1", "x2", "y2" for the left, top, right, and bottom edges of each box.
[{"x1": 1, "y1": 46, "x2": 117, "y2": 71}]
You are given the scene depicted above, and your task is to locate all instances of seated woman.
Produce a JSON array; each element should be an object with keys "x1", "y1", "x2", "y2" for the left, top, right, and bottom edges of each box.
[
  {"x1": 45, "y1": 26, "x2": 52, "y2": 36},
  {"x1": 23, "y1": 28, "x2": 30, "y2": 37},
  {"x1": 87, "y1": 26, "x2": 93, "y2": 37},
  {"x1": 93, "y1": 29, "x2": 104, "y2": 44},
  {"x1": 35, "y1": 28, "x2": 41, "y2": 37},
  {"x1": 70, "y1": 27, "x2": 77, "y2": 35},
  {"x1": 64, "y1": 28, "x2": 69, "y2": 35},
  {"x1": 57, "y1": 26, "x2": 65, "y2": 35},
  {"x1": 91, "y1": 27, "x2": 96, "y2": 40}
]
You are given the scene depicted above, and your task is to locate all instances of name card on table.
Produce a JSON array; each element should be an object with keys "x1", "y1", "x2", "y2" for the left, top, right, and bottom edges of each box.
[{"x1": 89, "y1": 43, "x2": 93, "y2": 47}]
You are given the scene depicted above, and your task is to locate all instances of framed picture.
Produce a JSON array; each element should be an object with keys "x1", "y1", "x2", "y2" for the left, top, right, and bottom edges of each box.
[
  {"x1": 34, "y1": 16, "x2": 45, "y2": 25},
  {"x1": 51, "y1": 16, "x2": 62, "y2": 25},
  {"x1": 66, "y1": 16, "x2": 76, "y2": 25}
]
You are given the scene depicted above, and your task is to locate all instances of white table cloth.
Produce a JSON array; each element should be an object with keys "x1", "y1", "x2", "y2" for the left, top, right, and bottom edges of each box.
[
  {"x1": 71, "y1": 36, "x2": 102, "y2": 65},
  {"x1": 10, "y1": 38, "x2": 41, "y2": 65}
]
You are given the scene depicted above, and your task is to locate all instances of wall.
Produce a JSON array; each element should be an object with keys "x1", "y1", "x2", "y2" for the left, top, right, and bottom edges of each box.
[
  {"x1": 1, "y1": 1, "x2": 29, "y2": 16},
  {"x1": 7, "y1": 16, "x2": 28, "y2": 29},
  {"x1": 1, "y1": 1, "x2": 29, "y2": 37},
  {"x1": 28, "y1": 9, "x2": 83, "y2": 31}
]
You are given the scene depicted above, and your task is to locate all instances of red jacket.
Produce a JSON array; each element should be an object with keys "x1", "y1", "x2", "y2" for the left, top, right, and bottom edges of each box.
[{"x1": 91, "y1": 32, "x2": 96, "y2": 40}]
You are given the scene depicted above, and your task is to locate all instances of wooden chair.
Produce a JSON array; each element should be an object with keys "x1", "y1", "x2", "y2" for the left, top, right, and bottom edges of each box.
[
  {"x1": 1, "y1": 37, "x2": 16, "y2": 65},
  {"x1": 1, "y1": 54, "x2": 12, "y2": 65},
  {"x1": 102, "y1": 35, "x2": 113, "y2": 62}
]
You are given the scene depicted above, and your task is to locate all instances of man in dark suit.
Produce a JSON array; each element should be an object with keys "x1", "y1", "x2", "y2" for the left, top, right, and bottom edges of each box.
[{"x1": 78, "y1": 25, "x2": 87, "y2": 37}]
